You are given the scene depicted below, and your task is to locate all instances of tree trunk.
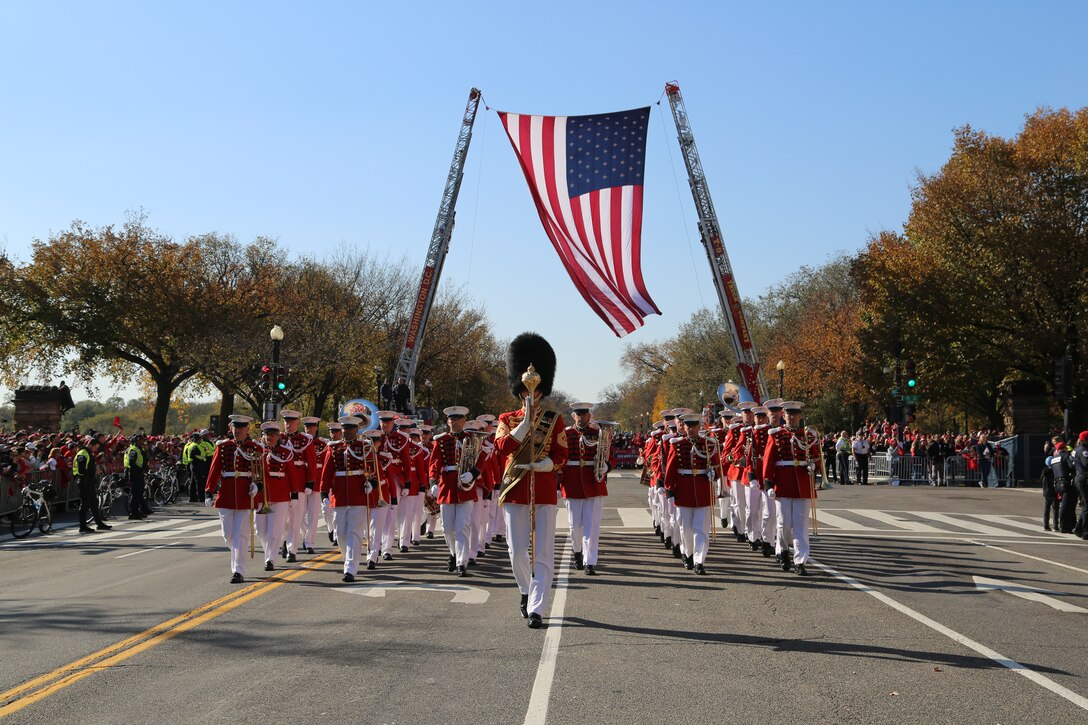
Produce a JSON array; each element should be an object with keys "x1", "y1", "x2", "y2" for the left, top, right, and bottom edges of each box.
[
  {"x1": 151, "y1": 374, "x2": 177, "y2": 435},
  {"x1": 312, "y1": 371, "x2": 336, "y2": 419},
  {"x1": 217, "y1": 386, "x2": 235, "y2": 436}
]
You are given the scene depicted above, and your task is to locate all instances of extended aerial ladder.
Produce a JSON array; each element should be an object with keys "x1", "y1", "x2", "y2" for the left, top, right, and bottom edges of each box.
[
  {"x1": 664, "y1": 82, "x2": 768, "y2": 402},
  {"x1": 393, "y1": 88, "x2": 482, "y2": 409}
]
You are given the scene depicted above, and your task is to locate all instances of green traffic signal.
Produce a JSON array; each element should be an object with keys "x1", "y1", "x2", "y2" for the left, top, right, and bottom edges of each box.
[
  {"x1": 277, "y1": 381, "x2": 286, "y2": 391},
  {"x1": 907, "y1": 378, "x2": 916, "y2": 388}
]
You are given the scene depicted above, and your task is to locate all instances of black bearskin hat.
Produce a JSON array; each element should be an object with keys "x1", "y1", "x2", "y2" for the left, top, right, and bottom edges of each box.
[{"x1": 506, "y1": 332, "x2": 556, "y2": 399}]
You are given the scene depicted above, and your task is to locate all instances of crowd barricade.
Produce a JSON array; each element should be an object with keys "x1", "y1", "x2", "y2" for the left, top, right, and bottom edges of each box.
[
  {"x1": 1, "y1": 476, "x2": 21, "y2": 517},
  {"x1": 844, "y1": 444, "x2": 1018, "y2": 487},
  {"x1": 0, "y1": 470, "x2": 71, "y2": 518}
]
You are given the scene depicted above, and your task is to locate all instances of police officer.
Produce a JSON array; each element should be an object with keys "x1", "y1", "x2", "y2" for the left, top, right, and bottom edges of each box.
[
  {"x1": 1051, "y1": 442, "x2": 1076, "y2": 533},
  {"x1": 184, "y1": 432, "x2": 208, "y2": 503},
  {"x1": 75, "y1": 437, "x2": 112, "y2": 533},
  {"x1": 1072, "y1": 432, "x2": 1088, "y2": 539},
  {"x1": 125, "y1": 433, "x2": 150, "y2": 519}
]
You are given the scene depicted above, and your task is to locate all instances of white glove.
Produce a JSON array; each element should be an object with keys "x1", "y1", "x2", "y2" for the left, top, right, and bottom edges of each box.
[
  {"x1": 459, "y1": 472, "x2": 474, "y2": 485},
  {"x1": 767, "y1": 488, "x2": 776, "y2": 499},
  {"x1": 716, "y1": 482, "x2": 724, "y2": 497},
  {"x1": 748, "y1": 479, "x2": 761, "y2": 489},
  {"x1": 379, "y1": 451, "x2": 393, "y2": 460},
  {"x1": 204, "y1": 496, "x2": 213, "y2": 507},
  {"x1": 248, "y1": 483, "x2": 258, "y2": 497},
  {"x1": 430, "y1": 484, "x2": 439, "y2": 497},
  {"x1": 514, "y1": 456, "x2": 553, "y2": 473},
  {"x1": 401, "y1": 488, "x2": 410, "y2": 498},
  {"x1": 389, "y1": 458, "x2": 401, "y2": 465},
  {"x1": 364, "y1": 482, "x2": 374, "y2": 494},
  {"x1": 510, "y1": 415, "x2": 532, "y2": 443}
]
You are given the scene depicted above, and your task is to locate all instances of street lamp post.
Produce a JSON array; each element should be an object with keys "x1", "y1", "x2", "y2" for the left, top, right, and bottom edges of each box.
[
  {"x1": 265, "y1": 325, "x2": 285, "y2": 421},
  {"x1": 776, "y1": 360, "x2": 786, "y2": 399}
]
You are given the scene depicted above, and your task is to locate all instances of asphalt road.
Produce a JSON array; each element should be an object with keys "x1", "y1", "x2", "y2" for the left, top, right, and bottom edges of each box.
[{"x1": 2, "y1": 473, "x2": 1087, "y2": 724}]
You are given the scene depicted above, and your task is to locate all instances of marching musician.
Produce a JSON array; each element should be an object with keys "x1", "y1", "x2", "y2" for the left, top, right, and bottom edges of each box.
[
  {"x1": 761, "y1": 401, "x2": 818, "y2": 576},
  {"x1": 280, "y1": 410, "x2": 318, "y2": 563},
  {"x1": 643, "y1": 422, "x2": 665, "y2": 543},
  {"x1": 320, "y1": 415, "x2": 380, "y2": 582},
  {"x1": 663, "y1": 413, "x2": 719, "y2": 575},
  {"x1": 394, "y1": 418, "x2": 422, "y2": 554},
  {"x1": 300, "y1": 416, "x2": 326, "y2": 555},
  {"x1": 742, "y1": 406, "x2": 772, "y2": 555},
  {"x1": 562, "y1": 403, "x2": 610, "y2": 575},
  {"x1": 254, "y1": 421, "x2": 293, "y2": 572},
  {"x1": 205, "y1": 415, "x2": 261, "y2": 584},
  {"x1": 495, "y1": 333, "x2": 568, "y2": 629},
  {"x1": 665, "y1": 408, "x2": 694, "y2": 562},
  {"x1": 760, "y1": 399, "x2": 787, "y2": 558},
  {"x1": 471, "y1": 416, "x2": 498, "y2": 562},
  {"x1": 725, "y1": 402, "x2": 756, "y2": 543},
  {"x1": 321, "y1": 421, "x2": 344, "y2": 545},
  {"x1": 428, "y1": 406, "x2": 482, "y2": 577},
  {"x1": 401, "y1": 426, "x2": 428, "y2": 550},
  {"x1": 376, "y1": 411, "x2": 411, "y2": 560},
  {"x1": 659, "y1": 411, "x2": 681, "y2": 559},
  {"x1": 417, "y1": 425, "x2": 439, "y2": 540}
]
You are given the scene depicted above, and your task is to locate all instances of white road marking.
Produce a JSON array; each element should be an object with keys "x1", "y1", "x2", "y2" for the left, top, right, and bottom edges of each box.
[
  {"x1": 524, "y1": 539, "x2": 573, "y2": 725},
  {"x1": 968, "y1": 540, "x2": 1088, "y2": 575},
  {"x1": 114, "y1": 542, "x2": 179, "y2": 559},
  {"x1": 335, "y1": 581, "x2": 490, "y2": 604},
  {"x1": 127, "y1": 520, "x2": 221, "y2": 540},
  {"x1": 616, "y1": 507, "x2": 652, "y2": 529},
  {"x1": 852, "y1": 509, "x2": 945, "y2": 533},
  {"x1": 814, "y1": 510, "x2": 870, "y2": 530},
  {"x1": 972, "y1": 576, "x2": 1088, "y2": 613},
  {"x1": 813, "y1": 557, "x2": 1088, "y2": 712},
  {"x1": 968, "y1": 514, "x2": 1062, "y2": 536},
  {"x1": 915, "y1": 511, "x2": 1015, "y2": 536}
]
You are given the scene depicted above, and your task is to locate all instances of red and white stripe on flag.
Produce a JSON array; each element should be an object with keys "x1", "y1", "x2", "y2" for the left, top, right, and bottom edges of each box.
[{"x1": 498, "y1": 109, "x2": 660, "y2": 336}]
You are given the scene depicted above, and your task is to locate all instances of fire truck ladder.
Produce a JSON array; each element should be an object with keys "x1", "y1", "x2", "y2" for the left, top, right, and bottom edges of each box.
[
  {"x1": 393, "y1": 87, "x2": 482, "y2": 408},
  {"x1": 664, "y1": 81, "x2": 768, "y2": 402}
]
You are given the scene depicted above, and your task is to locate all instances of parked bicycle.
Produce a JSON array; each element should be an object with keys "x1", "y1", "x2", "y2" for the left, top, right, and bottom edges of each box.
[{"x1": 9, "y1": 481, "x2": 54, "y2": 538}]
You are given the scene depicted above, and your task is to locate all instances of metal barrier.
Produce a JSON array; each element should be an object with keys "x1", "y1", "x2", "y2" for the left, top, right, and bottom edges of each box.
[
  {"x1": 844, "y1": 440, "x2": 1019, "y2": 487},
  {"x1": 1, "y1": 476, "x2": 22, "y2": 517}
]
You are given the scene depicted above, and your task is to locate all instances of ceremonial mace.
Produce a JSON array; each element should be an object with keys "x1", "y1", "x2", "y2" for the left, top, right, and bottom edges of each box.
[{"x1": 522, "y1": 364, "x2": 541, "y2": 570}]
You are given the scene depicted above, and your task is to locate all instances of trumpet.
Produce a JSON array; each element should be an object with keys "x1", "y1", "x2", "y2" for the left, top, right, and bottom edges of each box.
[
  {"x1": 458, "y1": 430, "x2": 483, "y2": 490},
  {"x1": 593, "y1": 421, "x2": 617, "y2": 483}
]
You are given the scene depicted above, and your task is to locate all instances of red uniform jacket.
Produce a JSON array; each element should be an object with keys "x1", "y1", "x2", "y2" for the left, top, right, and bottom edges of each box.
[
  {"x1": 761, "y1": 426, "x2": 819, "y2": 499},
  {"x1": 313, "y1": 438, "x2": 329, "y2": 483},
  {"x1": 206, "y1": 437, "x2": 262, "y2": 510},
  {"x1": 476, "y1": 439, "x2": 496, "y2": 496},
  {"x1": 643, "y1": 434, "x2": 664, "y2": 488},
  {"x1": 283, "y1": 430, "x2": 318, "y2": 493},
  {"x1": 742, "y1": 424, "x2": 770, "y2": 487},
  {"x1": 320, "y1": 439, "x2": 380, "y2": 508},
  {"x1": 378, "y1": 431, "x2": 412, "y2": 502},
  {"x1": 406, "y1": 441, "x2": 429, "y2": 495},
  {"x1": 262, "y1": 442, "x2": 294, "y2": 503},
  {"x1": 495, "y1": 409, "x2": 568, "y2": 506},
  {"x1": 428, "y1": 431, "x2": 482, "y2": 504},
  {"x1": 663, "y1": 434, "x2": 720, "y2": 508},
  {"x1": 561, "y1": 425, "x2": 608, "y2": 499}
]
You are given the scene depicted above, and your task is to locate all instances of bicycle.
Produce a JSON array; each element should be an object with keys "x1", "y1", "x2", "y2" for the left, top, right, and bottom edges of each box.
[
  {"x1": 97, "y1": 473, "x2": 125, "y2": 519},
  {"x1": 9, "y1": 482, "x2": 54, "y2": 538}
]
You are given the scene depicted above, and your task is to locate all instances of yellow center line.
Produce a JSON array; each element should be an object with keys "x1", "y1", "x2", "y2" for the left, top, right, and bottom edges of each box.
[{"x1": 0, "y1": 551, "x2": 338, "y2": 717}]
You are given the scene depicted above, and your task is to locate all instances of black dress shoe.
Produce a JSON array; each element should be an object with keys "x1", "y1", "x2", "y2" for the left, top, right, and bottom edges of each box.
[
  {"x1": 286, "y1": 552, "x2": 297, "y2": 563},
  {"x1": 79, "y1": 527, "x2": 94, "y2": 534},
  {"x1": 781, "y1": 554, "x2": 793, "y2": 572},
  {"x1": 366, "y1": 561, "x2": 376, "y2": 570},
  {"x1": 382, "y1": 552, "x2": 393, "y2": 561},
  {"x1": 796, "y1": 564, "x2": 808, "y2": 576},
  {"x1": 520, "y1": 594, "x2": 529, "y2": 619},
  {"x1": 264, "y1": 560, "x2": 274, "y2": 572},
  {"x1": 574, "y1": 552, "x2": 584, "y2": 570},
  {"x1": 328, "y1": 531, "x2": 336, "y2": 543},
  {"x1": 672, "y1": 544, "x2": 681, "y2": 559},
  {"x1": 749, "y1": 539, "x2": 761, "y2": 551},
  {"x1": 400, "y1": 545, "x2": 409, "y2": 553},
  {"x1": 527, "y1": 613, "x2": 543, "y2": 629},
  {"x1": 585, "y1": 565, "x2": 596, "y2": 576},
  {"x1": 458, "y1": 565, "x2": 469, "y2": 577},
  {"x1": 695, "y1": 564, "x2": 707, "y2": 575},
  {"x1": 721, "y1": 518, "x2": 728, "y2": 528},
  {"x1": 761, "y1": 541, "x2": 773, "y2": 558},
  {"x1": 230, "y1": 573, "x2": 244, "y2": 584},
  {"x1": 684, "y1": 555, "x2": 694, "y2": 570},
  {"x1": 664, "y1": 536, "x2": 672, "y2": 550},
  {"x1": 467, "y1": 558, "x2": 477, "y2": 567},
  {"x1": 342, "y1": 573, "x2": 356, "y2": 583},
  {"x1": 426, "y1": 532, "x2": 434, "y2": 539},
  {"x1": 494, "y1": 534, "x2": 505, "y2": 543},
  {"x1": 420, "y1": 524, "x2": 427, "y2": 536},
  {"x1": 654, "y1": 524, "x2": 662, "y2": 537},
  {"x1": 96, "y1": 523, "x2": 113, "y2": 531},
  {"x1": 411, "y1": 540, "x2": 420, "y2": 546},
  {"x1": 1044, "y1": 525, "x2": 1052, "y2": 531},
  {"x1": 306, "y1": 547, "x2": 315, "y2": 555},
  {"x1": 280, "y1": 543, "x2": 288, "y2": 558},
  {"x1": 484, "y1": 542, "x2": 491, "y2": 550},
  {"x1": 127, "y1": 514, "x2": 141, "y2": 520},
  {"x1": 447, "y1": 555, "x2": 456, "y2": 573}
]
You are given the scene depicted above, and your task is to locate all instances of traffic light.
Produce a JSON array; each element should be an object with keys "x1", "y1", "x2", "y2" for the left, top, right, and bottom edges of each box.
[
  {"x1": 905, "y1": 360, "x2": 917, "y2": 389},
  {"x1": 260, "y1": 365, "x2": 272, "y2": 392},
  {"x1": 276, "y1": 365, "x2": 287, "y2": 392}
]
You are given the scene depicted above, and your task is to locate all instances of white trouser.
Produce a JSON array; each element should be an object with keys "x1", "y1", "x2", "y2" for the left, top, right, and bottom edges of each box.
[
  {"x1": 321, "y1": 496, "x2": 336, "y2": 542},
  {"x1": 218, "y1": 509, "x2": 251, "y2": 576},
  {"x1": 762, "y1": 492, "x2": 779, "y2": 550},
  {"x1": 584, "y1": 495, "x2": 604, "y2": 565},
  {"x1": 492, "y1": 496, "x2": 506, "y2": 536},
  {"x1": 486, "y1": 493, "x2": 501, "y2": 539},
  {"x1": 672, "y1": 499, "x2": 684, "y2": 554},
  {"x1": 473, "y1": 496, "x2": 490, "y2": 554},
  {"x1": 301, "y1": 489, "x2": 322, "y2": 548},
  {"x1": 370, "y1": 506, "x2": 388, "y2": 561},
  {"x1": 565, "y1": 497, "x2": 589, "y2": 554},
  {"x1": 661, "y1": 493, "x2": 675, "y2": 540},
  {"x1": 381, "y1": 503, "x2": 397, "y2": 554},
  {"x1": 776, "y1": 497, "x2": 811, "y2": 564},
  {"x1": 333, "y1": 505, "x2": 366, "y2": 575},
  {"x1": 730, "y1": 479, "x2": 747, "y2": 535},
  {"x1": 285, "y1": 496, "x2": 303, "y2": 554},
  {"x1": 254, "y1": 501, "x2": 289, "y2": 564},
  {"x1": 412, "y1": 491, "x2": 427, "y2": 540},
  {"x1": 503, "y1": 503, "x2": 557, "y2": 617},
  {"x1": 441, "y1": 502, "x2": 474, "y2": 567},
  {"x1": 718, "y1": 478, "x2": 730, "y2": 522},
  {"x1": 678, "y1": 506, "x2": 711, "y2": 565},
  {"x1": 398, "y1": 494, "x2": 421, "y2": 545},
  {"x1": 745, "y1": 483, "x2": 764, "y2": 541}
]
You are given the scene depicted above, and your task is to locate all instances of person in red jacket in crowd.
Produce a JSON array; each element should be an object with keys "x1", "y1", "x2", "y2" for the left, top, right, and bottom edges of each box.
[
  {"x1": 394, "y1": 418, "x2": 423, "y2": 554},
  {"x1": 663, "y1": 414, "x2": 720, "y2": 575},
  {"x1": 762, "y1": 401, "x2": 820, "y2": 577},
  {"x1": 375, "y1": 411, "x2": 412, "y2": 560},
  {"x1": 495, "y1": 333, "x2": 568, "y2": 629},
  {"x1": 428, "y1": 406, "x2": 483, "y2": 577},
  {"x1": 279, "y1": 410, "x2": 318, "y2": 562},
  {"x1": 561, "y1": 403, "x2": 611, "y2": 575},
  {"x1": 320, "y1": 415, "x2": 381, "y2": 582},
  {"x1": 253, "y1": 421, "x2": 293, "y2": 572},
  {"x1": 300, "y1": 416, "x2": 326, "y2": 554},
  {"x1": 205, "y1": 415, "x2": 262, "y2": 584}
]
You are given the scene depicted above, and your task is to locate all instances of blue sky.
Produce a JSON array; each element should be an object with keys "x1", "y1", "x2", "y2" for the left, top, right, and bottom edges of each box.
[{"x1": 1, "y1": 1, "x2": 1085, "y2": 407}]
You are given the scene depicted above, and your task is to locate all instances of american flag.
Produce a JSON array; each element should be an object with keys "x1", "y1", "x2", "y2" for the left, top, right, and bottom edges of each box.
[{"x1": 499, "y1": 107, "x2": 660, "y2": 336}]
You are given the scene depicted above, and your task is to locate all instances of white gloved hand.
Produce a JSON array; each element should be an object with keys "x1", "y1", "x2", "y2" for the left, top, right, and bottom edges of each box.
[
  {"x1": 716, "y1": 482, "x2": 724, "y2": 497},
  {"x1": 389, "y1": 458, "x2": 401, "y2": 465},
  {"x1": 514, "y1": 456, "x2": 553, "y2": 473},
  {"x1": 430, "y1": 484, "x2": 439, "y2": 497},
  {"x1": 748, "y1": 479, "x2": 761, "y2": 490},
  {"x1": 204, "y1": 496, "x2": 213, "y2": 507},
  {"x1": 510, "y1": 414, "x2": 532, "y2": 443},
  {"x1": 401, "y1": 488, "x2": 410, "y2": 498},
  {"x1": 459, "y1": 471, "x2": 474, "y2": 485},
  {"x1": 248, "y1": 483, "x2": 258, "y2": 497},
  {"x1": 379, "y1": 451, "x2": 393, "y2": 460},
  {"x1": 767, "y1": 488, "x2": 776, "y2": 499},
  {"x1": 364, "y1": 482, "x2": 374, "y2": 494}
]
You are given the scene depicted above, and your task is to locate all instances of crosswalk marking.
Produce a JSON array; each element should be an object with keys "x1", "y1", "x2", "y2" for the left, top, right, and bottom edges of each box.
[
  {"x1": 616, "y1": 507, "x2": 653, "y2": 529},
  {"x1": 915, "y1": 511, "x2": 1016, "y2": 536},
  {"x1": 851, "y1": 509, "x2": 946, "y2": 533},
  {"x1": 814, "y1": 510, "x2": 871, "y2": 531},
  {"x1": 969, "y1": 514, "x2": 1062, "y2": 535}
]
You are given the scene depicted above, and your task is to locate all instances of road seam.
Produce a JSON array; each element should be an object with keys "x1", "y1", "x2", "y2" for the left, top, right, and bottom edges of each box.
[
  {"x1": 811, "y1": 557, "x2": 1088, "y2": 712},
  {"x1": 524, "y1": 539, "x2": 573, "y2": 725}
]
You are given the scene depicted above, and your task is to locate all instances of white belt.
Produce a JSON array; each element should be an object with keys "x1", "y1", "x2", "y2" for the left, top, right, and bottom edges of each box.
[
  {"x1": 293, "y1": 461, "x2": 306, "y2": 466},
  {"x1": 679, "y1": 469, "x2": 708, "y2": 475},
  {"x1": 267, "y1": 472, "x2": 285, "y2": 478},
  {"x1": 222, "y1": 472, "x2": 251, "y2": 478},
  {"x1": 566, "y1": 461, "x2": 594, "y2": 467},
  {"x1": 335, "y1": 470, "x2": 364, "y2": 477},
  {"x1": 442, "y1": 465, "x2": 457, "y2": 472},
  {"x1": 776, "y1": 461, "x2": 807, "y2": 467}
]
